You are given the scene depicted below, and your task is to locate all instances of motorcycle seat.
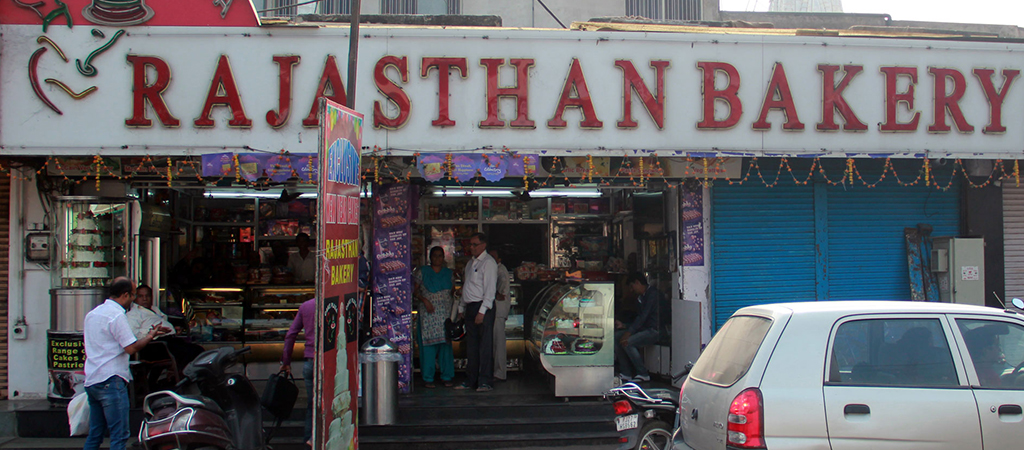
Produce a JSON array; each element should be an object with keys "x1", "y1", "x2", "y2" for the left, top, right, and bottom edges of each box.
[{"x1": 150, "y1": 394, "x2": 225, "y2": 416}]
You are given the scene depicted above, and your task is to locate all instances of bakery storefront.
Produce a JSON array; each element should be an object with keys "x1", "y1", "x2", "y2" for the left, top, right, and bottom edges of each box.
[{"x1": 4, "y1": 1, "x2": 1023, "y2": 405}]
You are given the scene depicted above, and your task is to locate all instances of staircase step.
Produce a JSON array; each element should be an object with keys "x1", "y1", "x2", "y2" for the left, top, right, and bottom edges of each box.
[
  {"x1": 361, "y1": 416, "x2": 613, "y2": 438},
  {"x1": 360, "y1": 431, "x2": 620, "y2": 449}
]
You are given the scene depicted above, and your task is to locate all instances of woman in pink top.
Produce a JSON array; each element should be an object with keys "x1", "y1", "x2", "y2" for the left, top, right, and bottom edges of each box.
[{"x1": 281, "y1": 298, "x2": 316, "y2": 446}]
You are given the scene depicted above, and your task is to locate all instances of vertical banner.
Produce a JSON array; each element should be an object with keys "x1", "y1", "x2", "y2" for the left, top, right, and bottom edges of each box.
[
  {"x1": 681, "y1": 183, "x2": 705, "y2": 266},
  {"x1": 317, "y1": 99, "x2": 362, "y2": 450},
  {"x1": 371, "y1": 184, "x2": 413, "y2": 393}
]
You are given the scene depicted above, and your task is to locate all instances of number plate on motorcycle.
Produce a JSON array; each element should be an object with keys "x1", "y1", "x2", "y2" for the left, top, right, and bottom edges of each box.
[{"x1": 615, "y1": 413, "x2": 639, "y2": 431}]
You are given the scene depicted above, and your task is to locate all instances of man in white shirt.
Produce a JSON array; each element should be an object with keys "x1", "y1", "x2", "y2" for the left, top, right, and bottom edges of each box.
[
  {"x1": 83, "y1": 277, "x2": 168, "y2": 450},
  {"x1": 490, "y1": 249, "x2": 511, "y2": 381},
  {"x1": 127, "y1": 284, "x2": 204, "y2": 369},
  {"x1": 454, "y1": 233, "x2": 498, "y2": 392},
  {"x1": 288, "y1": 232, "x2": 316, "y2": 283},
  {"x1": 126, "y1": 284, "x2": 174, "y2": 340}
]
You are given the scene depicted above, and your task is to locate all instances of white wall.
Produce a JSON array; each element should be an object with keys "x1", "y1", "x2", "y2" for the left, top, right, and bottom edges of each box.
[
  {"x1": 671, "y1": 184, "x2": 709, "y2": 383},
  {"x1": 8, "y1": 175, "x2": 54, "y2": 399},
  {"x1": 464, "y1": 0, "x2": 623, "y2": 28}
]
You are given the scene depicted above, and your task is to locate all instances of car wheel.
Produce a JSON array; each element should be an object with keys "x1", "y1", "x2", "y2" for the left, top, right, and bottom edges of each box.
[{"x1": 636, "y1": 420, "x2": 672, "y2": 450}]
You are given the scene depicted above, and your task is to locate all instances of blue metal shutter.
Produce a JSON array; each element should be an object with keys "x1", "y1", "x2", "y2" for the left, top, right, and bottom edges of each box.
[
  {"x1": 711, "y1": 183, "x2": 817, "y2": 328},
  {"x1": 826, "y1": 178, "x2": 960, "y2": 301}
]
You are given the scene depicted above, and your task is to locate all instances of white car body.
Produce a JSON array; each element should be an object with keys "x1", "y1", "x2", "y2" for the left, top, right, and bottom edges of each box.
[{"x1": 672, "y1": 301, "x2": 1024, "y2": 450}]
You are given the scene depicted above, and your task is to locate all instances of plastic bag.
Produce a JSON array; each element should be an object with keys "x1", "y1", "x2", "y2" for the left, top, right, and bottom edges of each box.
[{"x1": 67, "y1": 392, "x2": 89, "y2": 436}]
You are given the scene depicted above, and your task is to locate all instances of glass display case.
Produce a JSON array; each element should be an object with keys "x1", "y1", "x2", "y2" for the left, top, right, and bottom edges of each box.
[
  {"x1": 185, "y1": 287, "x2": 246, "y2": 343},
  {"x1": 527, "y1": 281, "x2": 615, "y2": 397},
  {"x1": 53, "y1": 197, "x2": 132, "y2": 288},
  {"x1": 182, "y1": 285, "x2": 314, "y2": 344},
  {"x1": 246, "y1": 286, "x2": 315, "y2": 342}
]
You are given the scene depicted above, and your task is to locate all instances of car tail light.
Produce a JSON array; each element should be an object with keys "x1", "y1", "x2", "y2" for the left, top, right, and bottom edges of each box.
[
  {"x1": 613, "y1": 400, "x2": 633, "y2": 415},
  {"x1": 727, "y1": 388, "x2": 765, "y2": 448}
]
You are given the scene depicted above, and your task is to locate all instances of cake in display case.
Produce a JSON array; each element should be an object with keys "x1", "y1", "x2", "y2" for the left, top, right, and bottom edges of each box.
[
  {"x1": 527, "y1": 281, "x2": 614, "y2": 397},
  {"x1": 55, "y1": 199, "x2": 129, "y2": 288}
]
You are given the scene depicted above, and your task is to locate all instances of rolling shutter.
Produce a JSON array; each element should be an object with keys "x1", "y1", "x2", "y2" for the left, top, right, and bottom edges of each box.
[
  {"x1": 711, "y1": 183, "x2": 816, "y2": 329},
  {"x1": 1004, "y1": 186, "x2": 1024, "y2": 300},
  {"x1": 0, "y1": 175, "x2": 10, "y2": 399},
  {"x1": 711, "y1": 159, "x2": 961, "y2": 331},
  {"x1": 827, "y1": 182, "x2": 960, "y2": 300}
]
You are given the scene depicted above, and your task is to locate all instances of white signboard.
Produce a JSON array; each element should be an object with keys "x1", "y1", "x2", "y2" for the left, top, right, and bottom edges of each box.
[{"x1": 3, "y1": 25, "x2": 1024, "y2": 156}]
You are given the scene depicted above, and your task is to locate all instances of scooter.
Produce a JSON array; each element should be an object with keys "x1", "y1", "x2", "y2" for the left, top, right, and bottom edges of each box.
[
  {"x1": 606, "y1": 364, "x2": 691, "y2": 450},
  {"x1": 139, "y1": 346, "x2": 273, "y2": 450}
]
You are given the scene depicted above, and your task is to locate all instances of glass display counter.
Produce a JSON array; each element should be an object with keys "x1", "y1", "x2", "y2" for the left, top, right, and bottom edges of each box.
[
  {"x1": 247, "y1": 286, "x2": 315, "y2": 341},
  {"x1": 185, "y1": 287, "x2": 246, "y2": 343},
  {"x1": 527, "y1": 281, "x2": 615, "y2": 397},
  {"x1": 183, "y1": 285, "x2": 314, "y2": 345}
]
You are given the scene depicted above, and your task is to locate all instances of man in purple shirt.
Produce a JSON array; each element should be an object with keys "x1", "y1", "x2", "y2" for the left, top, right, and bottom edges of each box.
[{"x1": 281, "y1": 298, "x2": 316, "y2": 446}]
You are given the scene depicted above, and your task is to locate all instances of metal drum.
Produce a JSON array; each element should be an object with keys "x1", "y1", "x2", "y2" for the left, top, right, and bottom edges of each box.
[{"x1": 50, "y1": 288, "x2": 105, "y2": 331}]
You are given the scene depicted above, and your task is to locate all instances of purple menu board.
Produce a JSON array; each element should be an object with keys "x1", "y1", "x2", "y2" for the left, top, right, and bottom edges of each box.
[
  {"x1": 682, "y1": 185, "x2": 704, "y2": 266},
  {"x1": 371, "y1": 184, "x2": 414, "y2": 393}
]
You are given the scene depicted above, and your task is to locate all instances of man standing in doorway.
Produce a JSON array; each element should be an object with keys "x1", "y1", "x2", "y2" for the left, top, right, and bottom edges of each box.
[
  {"x1": 490, "y1": 249, "x2": 511, "y2": 381},
  {"x1": 288, "y1": 232, "x2": 317, "y2": 283},
  {"x1": 614, "y1": 272, "x2": 660, "y2": 383},
  {"x1": 83, "y1": 277, "x2": 169, "y2": 450},
  {"x1": 455, "y1": 233, "x2": 498, "y2": 392}
]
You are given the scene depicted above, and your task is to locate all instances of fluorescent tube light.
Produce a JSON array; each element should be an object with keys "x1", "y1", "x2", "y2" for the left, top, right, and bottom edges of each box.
[{"x1": 531, "y1": 189, "x2": 601, "y2": 198}]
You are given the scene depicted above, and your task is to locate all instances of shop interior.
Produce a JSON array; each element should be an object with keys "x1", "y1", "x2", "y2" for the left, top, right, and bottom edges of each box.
[{"x1": 49, "y1": 159, "x2": 679, "y2": 396}]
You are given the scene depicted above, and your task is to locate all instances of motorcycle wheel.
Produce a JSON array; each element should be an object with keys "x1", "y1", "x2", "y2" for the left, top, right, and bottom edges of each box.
[{"x1": 636, "y1": 420, "x2": 672, "y2": 450}]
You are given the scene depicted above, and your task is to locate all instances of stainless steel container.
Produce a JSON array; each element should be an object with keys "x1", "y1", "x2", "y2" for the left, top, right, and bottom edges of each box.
[
  {"x1": 359, "y1": 337, "x2": 400, "y2": 425},
  {"x1": 50, "y1": 288, "x2": 106, "y2": 331}
]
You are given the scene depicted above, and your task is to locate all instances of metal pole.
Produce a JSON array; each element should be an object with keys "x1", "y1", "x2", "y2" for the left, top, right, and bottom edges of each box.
[{"x1": 346, "y1": 0, "x2": 361, "y2": 109}]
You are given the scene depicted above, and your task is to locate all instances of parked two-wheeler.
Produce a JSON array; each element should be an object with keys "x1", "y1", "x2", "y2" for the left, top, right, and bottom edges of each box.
[
  {"x1": 139, "y1": 346, "x2": 279, "y2": 450},
  {"x1": 606, "y1": 365, "x2": 691, "y2": 450}
]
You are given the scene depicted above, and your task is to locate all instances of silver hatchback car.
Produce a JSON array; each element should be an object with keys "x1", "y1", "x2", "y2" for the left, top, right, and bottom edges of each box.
[{"x1": 671, "y1": 301, "x2": 1024, "y2": 450}]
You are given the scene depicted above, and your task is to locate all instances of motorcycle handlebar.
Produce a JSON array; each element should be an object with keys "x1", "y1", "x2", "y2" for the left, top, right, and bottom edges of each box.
[{"x1": 174, "y1": 376, "x2": 191, "y2": 390}]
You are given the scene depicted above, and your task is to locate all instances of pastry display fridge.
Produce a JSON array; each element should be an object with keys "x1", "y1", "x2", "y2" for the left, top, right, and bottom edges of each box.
[{"x1": 526, "y1": 281, "x2": 615, "y2": 397}]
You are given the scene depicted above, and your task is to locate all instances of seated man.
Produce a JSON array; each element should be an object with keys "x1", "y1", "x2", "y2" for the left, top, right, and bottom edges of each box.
[
  {"x1": 126, "y1": 284, "x2": 205, "y2": 370},
  {"x1": 614, "y1": 272, "x2": 661, "y2": 383}
]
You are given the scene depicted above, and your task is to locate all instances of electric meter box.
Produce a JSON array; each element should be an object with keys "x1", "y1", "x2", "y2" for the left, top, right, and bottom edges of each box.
[{"x1": 931, "y1": 237, "x2": 984, "y2": 306}]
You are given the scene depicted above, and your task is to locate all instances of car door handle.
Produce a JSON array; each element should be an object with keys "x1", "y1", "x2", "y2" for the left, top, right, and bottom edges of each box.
[
  {"x1": 998, "y1": 404, "x2": 1022, "y2": 415},
  {"x1": 844, "y1": 404, "x2": 870, "y2": 415}
]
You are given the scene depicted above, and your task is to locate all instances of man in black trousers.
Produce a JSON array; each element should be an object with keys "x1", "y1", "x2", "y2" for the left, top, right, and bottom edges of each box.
[{"x1": 454, "y1": 232, "x2": 498, "y2": 392}]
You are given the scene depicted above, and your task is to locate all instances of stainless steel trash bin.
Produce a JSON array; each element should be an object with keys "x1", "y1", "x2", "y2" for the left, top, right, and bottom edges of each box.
[{"x1": 359, "y1": 337, "x2": 401, "y2": 425}]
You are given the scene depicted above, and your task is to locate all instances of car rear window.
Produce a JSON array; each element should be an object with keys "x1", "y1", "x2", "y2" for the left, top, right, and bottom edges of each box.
[{"x1": 689, "y1": 315, "x2": 773, "y2": 386}]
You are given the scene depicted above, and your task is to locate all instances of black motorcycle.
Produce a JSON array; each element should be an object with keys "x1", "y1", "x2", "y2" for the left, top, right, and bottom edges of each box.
[
  {"x1": 606, "y1": 365, "x2": 691, "y2": 450},
  {"x1": 140, "y1": 346, "x2": 281, "y2": 450}
]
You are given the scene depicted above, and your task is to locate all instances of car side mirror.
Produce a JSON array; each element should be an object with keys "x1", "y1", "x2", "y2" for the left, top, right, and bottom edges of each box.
[{"x1": 1012, "y1": 298, "x2": 1024, "y2": 310}]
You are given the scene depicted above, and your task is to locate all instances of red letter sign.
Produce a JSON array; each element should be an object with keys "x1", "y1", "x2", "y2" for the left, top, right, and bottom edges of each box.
[
  {"x1": 752, "y1": 62, "x2": 804, "y2": 131},
  {"x1": 973, "y1": 68, "x2": 1020, "y2": 134},
  {"x1": 303, "y1": 55, "x2": 347, "y2": 127},
  {"x1": 548, "y1": 58, "x2": 603, "y2": 129},
  {"x1": 615, "y1": 60, "x2": 669, "y2": 129},
  {"x1": 479, "y1": 58, "x2": 535, "y2": 128},
  {"x1": 421, "y1": 57, "x2": 468, "y2": 127},
  {"x1": 373, "y1": 56, "x2": 411, "y2": 130},
  {"x1": 125, "y1": 55, "x2": 179, "y2": 127},
  {"x1": 817, "y1": 64, "x2": 866, "y2": 132},
  {"x1": 879, "y1": 66, "x2": 920, "y2": 132},
  {"x1": 928, "y1": 68, "x2": 973, "y2": 133},
  {"x1": 194, "y1": 55, "x2": 252, "y2": 128},
  {"x1": 266, "y1": 55, "x2": 300, "y2": 128},
  {"x1": 697, "y1": 62, "x2": 742, "y2": 129}
]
